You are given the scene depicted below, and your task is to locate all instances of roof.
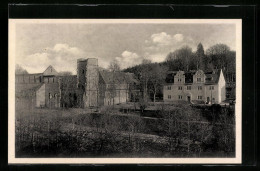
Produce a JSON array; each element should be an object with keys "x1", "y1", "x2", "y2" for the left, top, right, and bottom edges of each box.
[
  {"x1": 165, "y1": 69, "x2": 222, "y2": 85},
  {"x1": 15, "y1": 83, "x2": 44, "y2": 94},
  {"x1": 43, "y1": 65, "x2": 58, "y2": 76},
  {"x1": 124, "y1": 73, "x2": 139, "y2": 84},
  {"x1": 204, "y1": 69, "x2": 221, "y2": 85},
  {"x1": 15, "y1": 73, "x2": 43, "y2": 76},
  {"x1": 184, "y1": 72, "x2": 195, "y2": 84},
  {"x1": 165, "y1": 72, "x2": 176, "y2": 83},
  {"x1": 99, "y1": 70, "x2": 139, "y2": 85}
]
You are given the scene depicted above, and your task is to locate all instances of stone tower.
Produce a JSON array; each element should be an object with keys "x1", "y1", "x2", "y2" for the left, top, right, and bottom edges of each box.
[{"x1": 77, "y1": 58, "x2": 99, "y2": 108}]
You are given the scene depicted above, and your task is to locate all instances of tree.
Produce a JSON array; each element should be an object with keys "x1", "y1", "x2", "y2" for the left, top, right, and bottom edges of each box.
[
  {"x1": 109, "y1": 60, "x2": 121, "y2": 72},
  {"x1": 225, "y1": 51, "x2": 236, "y2": 73},
  {"x1": 148, "y1": 64, "x2": 168, "y2": 104},
  {"x1": 142, "y1": 59, "x2": 152, "y2": 65},
  {"x1": 15, "y1": 64, "x2": 28, "y2": 74},
  {"x1": 59, "y1": 76, "x2": 78, "y2": 108},
  {"x1": 139, "y1": 60, "x2": 152, "y2": 101},
  {"x1": 108, "y1": 60, "x2": 121, "y2": 107},
  {"x1": 206, "y1": 44, "x2": 231, "y2": 71},
  {"x1": 166, "y1": 46, "x2": 193, "y2": 71},
  {"x1": 195, "y1": 43, "x2": 205, "y2": 70}
]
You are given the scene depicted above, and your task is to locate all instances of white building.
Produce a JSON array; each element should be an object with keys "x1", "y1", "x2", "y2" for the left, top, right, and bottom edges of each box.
[{"x1": 163, "y1": 69, "x2": 226, "y2": 104}]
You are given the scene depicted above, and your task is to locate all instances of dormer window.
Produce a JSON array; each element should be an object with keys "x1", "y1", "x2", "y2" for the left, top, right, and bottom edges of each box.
[
  {"x1": 197, "y1": 78, "x2": 201, "y2": 82},
  {"x1": 209, "y1": 86, "x2": 214, "y2": 90}
]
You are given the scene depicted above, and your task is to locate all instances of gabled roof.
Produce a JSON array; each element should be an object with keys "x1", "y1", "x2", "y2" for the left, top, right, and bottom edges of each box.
[
  {"x1": 43, "y1": 65, "x2": 58, "y2": 76},
  {"x1": 15, "y1": 73, "x2": 43, "y2": 76},
  {"x1": 204, "y1": 69, "x2": 221, "y2": 85},
  {"x1": 165, "y1": 69, "x2": 222, "y2": 85},
  {"x1": 124, "y1": 73, "x2": 139, "y2": 84},
  {"x1": 99, "y1": 70, "x2": 139, "y2": 85},
  {"x1": 16, "y1": 83, "x2": 44, "y2": 94}
]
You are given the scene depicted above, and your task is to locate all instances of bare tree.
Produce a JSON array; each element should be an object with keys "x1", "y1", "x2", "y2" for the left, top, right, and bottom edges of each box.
[
  {"x1": 166, "y1": 46, "x2": 193, "y2": 71},
  {"x1": 15, "y1": 64, "x2": 28, "y2": 74},
  {"x1": 149, "y1": 64, "x2": 168, "y2": 104},
  {"x1": 107, "y1": 60, "x2": 121, "y2": 108},
  {"x1": 139, "y1": 59, "x2": 152, "y2": 101},
  {"x1": 206, "y1": 44, "x2": 231, "y2": 71},
  {"x1": 108, "y1": 60, "x2": 121, "y2": 72}
]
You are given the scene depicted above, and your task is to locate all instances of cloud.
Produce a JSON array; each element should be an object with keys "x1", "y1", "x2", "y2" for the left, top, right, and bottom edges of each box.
[
  {"x1": 173, "y1": 34, "x2": 184, "y2": 42},
  {"x1": 18, "y1": 43, "x2": 86, "y2": 74},
  {"x1": 115, "y1": 51, "x2": 143, "y2": 69},
  {"x1": 150, "y1": 32, "x2": 184, "y2": 46},
  {"x1": 21, "y1": 53, "x2": 51, "y2": 73},
  {"x1": 18, "y1": 44, "x2": 140, "y2": 73},
  {"x1": 142, "y1": 32, "x2": 195, "y2": 63},
  {"x1": 151, "y1": 32, "x2": 173, "y2": 45},
  {"x1": 53, "y1": 43, "x2": 82, "y2": 55}
]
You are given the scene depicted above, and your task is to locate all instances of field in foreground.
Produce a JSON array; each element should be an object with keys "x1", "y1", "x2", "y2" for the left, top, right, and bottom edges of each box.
[{"x1": 15, "y1": 103, "x2": 235, "y2": 158}]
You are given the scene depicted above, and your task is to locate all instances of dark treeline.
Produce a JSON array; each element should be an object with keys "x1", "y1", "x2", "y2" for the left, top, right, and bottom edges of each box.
[
  {"x1": 124, "y1": 43, "x2": 236, "y2": 78},
  {"x1": 124, "y1": 43, "x2": 236, "y2": 101}
]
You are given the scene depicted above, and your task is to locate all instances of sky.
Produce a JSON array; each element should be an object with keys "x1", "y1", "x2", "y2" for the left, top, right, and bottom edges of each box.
[{"x1": 15, "y1": 22, "x2": 236, "y2": 74}]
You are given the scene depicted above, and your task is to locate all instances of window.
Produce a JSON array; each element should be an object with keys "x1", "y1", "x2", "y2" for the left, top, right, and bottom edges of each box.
[
  {"x1": 48, "y1": 78, "x2": 49, "y2": 83},
  {"x1": 209, "y1": 86, "x2": 214, "y2": 90},
  {"x1": 187, "y1": 86, "x2": 191, "y2": 90},
  {"x1": 178, "y1": 78, "x2": 182, "y2": 82},
  {"x1": 82, "y1": 69, "x2": 84, "y2": 74},
  {"x1": 198, "y1": 86, "x2": 202, "y2": 90},
  {"x1": 178, "y1": 95, "x2": 182, "y2": 99},
  {"x1": 168, "y1": 95, "x2": 171, "y2": 99},
  {"x1": 178, "y1": 86, "x2": 182, "y2": 90},
  {"x1": 197, "y1": 78, "x2": 201, "y2": 82},
  {"x1": 167, "y1": 86, "x2": 171, "y2": 90},
  {"x1": 198, "y1": 96, "x2": 202, "y2": 100}
]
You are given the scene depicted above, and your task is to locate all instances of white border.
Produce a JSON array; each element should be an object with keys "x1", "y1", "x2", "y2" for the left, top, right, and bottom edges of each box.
[{"x1": 8, "y1": 19, "x2": 242, "y2": 164}]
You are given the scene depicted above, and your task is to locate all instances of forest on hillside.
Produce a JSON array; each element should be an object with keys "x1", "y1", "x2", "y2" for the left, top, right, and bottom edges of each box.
[
  {"x1": 123, "y1": 43, "x2": 236, "y2": 101},
  {"x1": 124, "y1": 43, "x2": 236, "y2": 76}
]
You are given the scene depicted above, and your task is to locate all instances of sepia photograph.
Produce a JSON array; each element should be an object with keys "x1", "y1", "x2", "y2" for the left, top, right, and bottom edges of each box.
[{"x1": 8, "y1": 19, "x2": 241, "y2": 164}]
